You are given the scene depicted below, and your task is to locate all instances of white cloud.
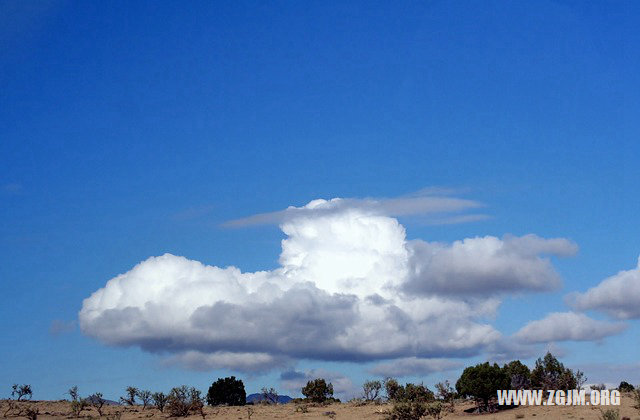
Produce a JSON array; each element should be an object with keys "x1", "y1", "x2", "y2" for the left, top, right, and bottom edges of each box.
[
  {"x1": 164, "y1": 351, "x2": 290, "y2": 373},
  {"x1": 369, "y1": 357, "x2": 463, "y2": 378},
  {"x1": 568, "y1": 256, "x2": 640, "y2": 319},
  {"x1": 405, "y1": 234, "x2": 577, "y2": 297},
  {"x1": 79, "y1": 198, "x2": 574, "y2": 372},
  {"x1": 514, "y1": 312, "x2": 626, "y2": 344}
]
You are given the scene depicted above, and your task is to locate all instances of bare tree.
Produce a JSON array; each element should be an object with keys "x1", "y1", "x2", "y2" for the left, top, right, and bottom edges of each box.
[
  {"x1": 89, "y1": 392, "x2": 106, "y2": 416},
  {"x1": 261, "y1": 387, "x2": 279, "y2": 404},
  {"x1": 136, "y1": 390, "x2": 152, "y2": 410},
  {"x1": 12, "y1": 384, "x2": 33, "y2": 401},
  {"x1": 363, "y1": 380, "x2": 382, "y2": 402},
  {"x1": 120, "y1": 386, "x2": 138, "y2": 406}
]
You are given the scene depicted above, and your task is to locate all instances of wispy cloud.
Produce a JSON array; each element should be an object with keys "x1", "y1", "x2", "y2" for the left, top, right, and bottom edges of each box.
[{"x1": 222, "y1": 189, "x2": 485, "y2": 227}]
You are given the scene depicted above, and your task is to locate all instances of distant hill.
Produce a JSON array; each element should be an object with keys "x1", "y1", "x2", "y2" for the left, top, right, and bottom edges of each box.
[
  {"x1": 84, "y1": 395, "x2": 121, "y2": 406},
  {"x1": 246, "y1": 393, "x2": 292, "y2": 404}
]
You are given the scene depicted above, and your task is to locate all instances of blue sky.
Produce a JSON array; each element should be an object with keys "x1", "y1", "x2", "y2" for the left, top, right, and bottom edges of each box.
[{"x1": 1, "y1": 0, "x2": 639, "y2": 401}]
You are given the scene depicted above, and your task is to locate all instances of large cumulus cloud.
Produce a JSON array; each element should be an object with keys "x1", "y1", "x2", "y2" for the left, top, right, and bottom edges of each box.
[{"x1": 80, "y1": 197, "x2": 576, "y2": 372}]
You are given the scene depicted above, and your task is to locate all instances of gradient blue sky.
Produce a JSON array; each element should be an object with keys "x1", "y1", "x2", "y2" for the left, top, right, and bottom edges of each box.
[{"x1": 1, "y1": 0, "x2": 639, "y2": 401}]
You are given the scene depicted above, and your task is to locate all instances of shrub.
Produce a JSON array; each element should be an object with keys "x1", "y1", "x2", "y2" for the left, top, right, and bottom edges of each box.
[
  {"x1": 120, "y1": 386, "x2": 138, "y2": 406},
  {"x1": 425, "y1": 401, "x2": 446, "y2": 420},
  {"x1": 167, "y1": 386, "x2": 203, "y2": 417},
  {"x1": 363, "y1": 380, "x2": 382, "y2": 401},
  {"x1": 633, "y1": 387, "x2": 640, "y2": 412},
  {"x1": 618, "y1": 381, "x2": 635, "y2": 393},
  {"x1": 11, "y1": 384, "x2": 32, "y2": 401},
  {"x1": 591, "y1": 384, "x2": 606, "y2": 391},
  {"x1": 207, "y1": 376, "x2": 246, "y2": 406},
  {"x1": 302, "y1": 378, "x2": 334, "y2": 403},
  {"x1": 88, "y1": 392, "x2": 105, "y2": 416},
  {"x1": 67, "y1": 386, "x2": 80, "y2": 402},
  {"x1": 136, "y1": 389, "x2": 152, "y2": 409},
  {"x1": 404, "y1": 383, "x2": 435, "y2": 403},
  {"x1": 599, "y1": 408, "x2": 620, "y2": 420},
  {"x1": 25, "y1": 407, "x2": 39, "y2": 420},
  {"x1": 152, "y1": 391, "x2": 168, "y2": 412},
  {"x1": 530, "y1": 352, "x2": 577, "y2": 390},
  {"x1": 261, "y1": 387, "x2": 279, "y2": 404},
  {"x1": 384, "y1": 378, "x2": 403, "y2": 402},
  {"x1": 435, "y1": 380, "x2": 455, "y2": 412},
  {"x1": 386, "y1": 401, "x2": 427, "y2": 420},
  {"x1": 456, "y1": 362, "x2": 509, "y2": 412}
]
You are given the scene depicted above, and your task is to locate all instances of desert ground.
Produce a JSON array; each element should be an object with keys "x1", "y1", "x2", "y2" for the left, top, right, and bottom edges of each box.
[{"x1": 2, "y1": 396, "x2": 639, "y2": 420}]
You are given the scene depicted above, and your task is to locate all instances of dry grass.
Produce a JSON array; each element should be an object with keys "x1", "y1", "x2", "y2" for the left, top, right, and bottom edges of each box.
[{"x1": 1, "y1": 394, "x2": 638, "y2": 420}]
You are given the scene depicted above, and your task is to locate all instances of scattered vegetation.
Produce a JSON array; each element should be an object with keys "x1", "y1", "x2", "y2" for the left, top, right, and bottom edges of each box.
[
  {"x1": 207, "y1": 376, "x2": 246, "y2": 406},
  {"x1": 152, "y1": 391, "x2": 168, "y2": 412},
  {"x1": 166, "y1": 385, "x2": 204, "y2": 417},
  {"x1": 599, "y1": 408, "x2": 621, "y2": 420},
  {"x1": 260, "y1": 387, "x2": 279, "y2": 404},
  {"x1": 363, "y1": 380, "x2": 382, "y2": 402},
  {"x1": 11, "y1": 384, "x2": 33, "y2": 401},
  {"x1": 435, "y1": 380, "x2": 456, "y2": 412},
  {"x1": 120, "y1": 386, "x2": 138, "y2": 406},
  {"x1": 618, "y1": 381, "x2": 635, "y2": 393},
  {"x1": 67, "y1": 386, "x2": 88, "y2": 418},
  {"x1": 136, "y1": 389, "x2": 152, "y2": 409},
  {"x1": 302, "y1": 378, "x2": 334, "y2": 403},
  {"x1": 88, "y1": 392, "x2": 105, "y2": 416}
]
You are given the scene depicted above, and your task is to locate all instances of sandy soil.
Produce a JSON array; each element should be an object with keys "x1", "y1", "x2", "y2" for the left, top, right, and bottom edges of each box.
[{"x1": 1, "y1": 395, "x2": 638, "y2": 420}]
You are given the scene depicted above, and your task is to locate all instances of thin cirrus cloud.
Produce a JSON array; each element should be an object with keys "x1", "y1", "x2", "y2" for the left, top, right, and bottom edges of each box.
[
  {"x1": 221, "y1": 191, "x2": 486, "y2": 228},
  {"x1": 514, "y1": 312, "x2": 627, "y2": 344},
  {"x1": 567, "y1": 256, "x2": 640, "y2": 320},
  {"x1": 79, "y1": 195, "x2": 577, "y2": 373}
]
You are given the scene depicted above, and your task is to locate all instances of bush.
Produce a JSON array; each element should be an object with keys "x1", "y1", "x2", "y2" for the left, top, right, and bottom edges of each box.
[
  {"x1": 167, "y1": 386, "x2": 203, "y2": 417},
  {"x1": 136, "y1": 390, "x2": 152, "y2": 409},
  {"x1": 456, "y1": 362, "x2": 509, "y2": 412},
  {"x1": 618, "y1": 381, "x2": 635, "y2": 393},
  {"x1": 383, "y1": 378, "x2": 434, "y2": 403},
  {"x1": 599, "y1": 408, "x2": 620, "y2": 420},
  {"x1": 302, "y1": 378, "x2": 334, "y2": 403},
  {"x1": 88, "y1": 392, "x2": 105, "y2": 416},
  {"x1": 206, "y1": 376, "x2": 246, "y2": 406},
  {"x1": 384, "y1": 378, "x2": 403, "y2": 402},
  {"x1": 152, "y1": 392, "x2": 167, "y2": 412},
  {"x1": 261, "y1": 387, "x2": 279, "y2": 404},
  {"x1": 11, "y1": 384, "x2": 32, "y2": 401},
  {"x1": 385, "y1": 401, "x2": 427, "y2": 420},
  {"x1": 120, "y1": 386, "x2": 138, "y2": 406},
  {"x1": 363, "y1": 380, "x2": 382, "y2": 401},
  {"x1": 530, "y1": 352, "x2": 578, "y2": 390},
  {"x1": 435, "y1": 380, "x2": 455, "y2": 412}
]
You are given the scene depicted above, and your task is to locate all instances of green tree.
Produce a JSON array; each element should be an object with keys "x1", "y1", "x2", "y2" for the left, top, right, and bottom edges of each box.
[
  {"x1": 206, "y1": 376, "x2": 246, "y2": 406},
  {"x1": 503, "y1": 360, "x2": 531, "y2": 389},
  {"x1": 301, "y1": 378, "x2": 334, "y2": 403},
  {"x1": 618, "y1": 381, "x2": 635, "y2": 393},
  {"x1": 530, "y1": 352, "x2": 577, "y2": 390},
  {"x1": 456, "y1": 362, "x2": 509, "y2": 412}
]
